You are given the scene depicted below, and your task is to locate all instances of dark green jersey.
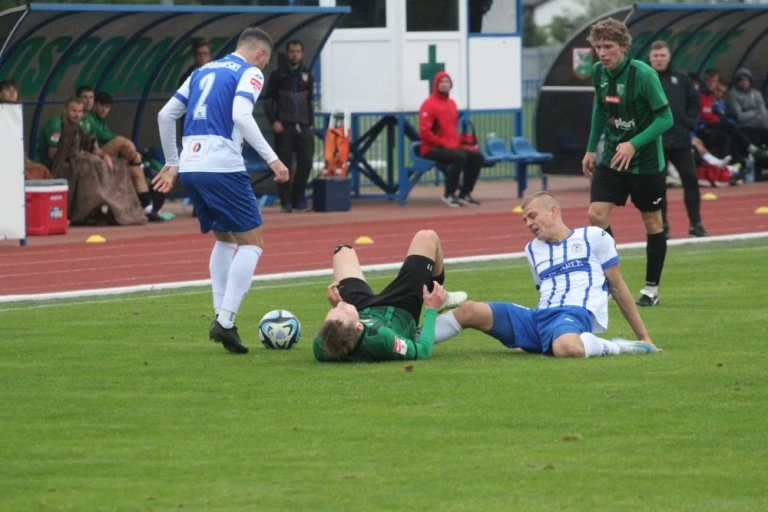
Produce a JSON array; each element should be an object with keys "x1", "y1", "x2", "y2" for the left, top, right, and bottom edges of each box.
[
  {"x1": 34, "y1": 115, "x2": 65, "y2": 168},
  {"x1": 588, "y1": 57, "x2": 670, "y2": 174},
  {"x1": 82, "y1": 111, "x2": 115, "y2": 146},
  {"x1": 313, "y1": 307, "x2": 437, "y2": 363}
]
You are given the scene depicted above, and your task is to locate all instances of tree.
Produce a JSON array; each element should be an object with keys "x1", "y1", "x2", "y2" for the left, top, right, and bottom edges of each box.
[
  {"x1": 549, "y1": 15, "x2": 580, "y2": 44},
  {"x1": 523, "y1": 6, "x2": 549, "y2": 47}
]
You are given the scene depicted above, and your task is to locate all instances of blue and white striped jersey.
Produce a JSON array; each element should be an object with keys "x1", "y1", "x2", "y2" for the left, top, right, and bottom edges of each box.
[
  {"x1": 525, "y1": 226, "x2": 619, "y2": 332},
  {"x1": 174, "y1": 53, "x2": 265, "y2": 173}
]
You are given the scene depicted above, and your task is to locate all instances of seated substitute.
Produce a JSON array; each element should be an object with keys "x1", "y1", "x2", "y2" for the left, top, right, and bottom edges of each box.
[
  {"x1": 0, "y1": 78, "x2": 19, "y2": 102},
  {"x1": 433, "y1": 191, "x2": 661, "y2": 358},
  {"x1": 313, "y1": 230, "x2": 468, "y2": 362},
  {"x1": 418, "y1": 71, "x2": 484, "y2": 207},
  {"x1": 85, "y1": 91, "x2": 163, "y2": 220}
]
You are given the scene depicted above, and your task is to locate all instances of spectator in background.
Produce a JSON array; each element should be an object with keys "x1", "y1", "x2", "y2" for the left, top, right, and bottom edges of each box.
[
  {"x1": 648, "y1": 40, "x2": 708, "y2": 238},
  {"x1": 179, "y1": 40, "x2": 213, "y2": 86},
  {"x1": 468, "y1": 0, "x2": 494, "y2": 32},
  {"x1": 726, "y1": 68, "x2": 768, "y2": 147},
  {"x1": 418, "y1": 71, "x2": 484, "y2": 207},
  {"x1": 263, "y1": 39, "x2": 315, "y2": 213},
  {"x1": 698, "y1": 70, "x2": 765, "y2": 167},
  {"x1": 85, "y1": 91, "x2": 164, "y2": 221},
  {"x1": 0, "y1": 78, "x2": 19, "y2": 102},
  {"x1": 76, "y1": 85, "x2": 95, "y2": 114}
]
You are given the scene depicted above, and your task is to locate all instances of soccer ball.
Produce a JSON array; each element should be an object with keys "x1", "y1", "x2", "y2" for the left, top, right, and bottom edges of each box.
[{"x1": 258, "y1": 309, "x2": 301, "y2": 349}]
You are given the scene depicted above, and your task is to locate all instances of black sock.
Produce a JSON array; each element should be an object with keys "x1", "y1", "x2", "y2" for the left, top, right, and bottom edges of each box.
[
  {"x1": 138, "y1": 192, "x2": 151, "y2": 209},
  {"x1": 333, "y1": 244, "x2": 353, "y2": 254},
  {"x1": 429, "y1": 269, "x2": 445, "y2": 291},
  {"x1": 604, "y1": 225, "x2": 613, "y2": 237},
  {"x1": 645, "y1": 232, "x2": 667, "y2": 287}
]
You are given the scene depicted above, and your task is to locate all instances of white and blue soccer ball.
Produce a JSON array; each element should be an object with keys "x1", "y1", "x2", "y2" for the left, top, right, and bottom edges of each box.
[{"x1": 258, "y1": 309, "x2": 301, "y2": 350}]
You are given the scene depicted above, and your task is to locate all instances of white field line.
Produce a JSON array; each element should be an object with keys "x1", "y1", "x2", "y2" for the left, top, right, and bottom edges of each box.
[{"x1": 1, "y1": 231, "x2": 767, "y2": 307}]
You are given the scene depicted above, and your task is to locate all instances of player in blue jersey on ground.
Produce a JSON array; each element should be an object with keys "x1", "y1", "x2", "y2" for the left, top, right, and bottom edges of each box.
[
  {"x1": 432, "y1": 191, "x2": 660, "y2": 357},
  {"x1": 154, "y1": 27, "x2": 290, "y2": 355}
]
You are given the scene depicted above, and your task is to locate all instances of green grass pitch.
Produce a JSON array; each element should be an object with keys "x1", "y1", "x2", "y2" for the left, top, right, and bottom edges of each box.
[{"x1": 2, "y1": 239, "x2": 767, "y2": 511}]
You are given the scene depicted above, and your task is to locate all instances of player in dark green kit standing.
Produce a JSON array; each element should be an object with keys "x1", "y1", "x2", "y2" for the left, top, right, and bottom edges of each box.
[
  {"x1": 313, "y1": 230, "x2": 467, "y2": 362},
  {"x1": 582, "y1": 18, "x2": 673, "y2": 307}
]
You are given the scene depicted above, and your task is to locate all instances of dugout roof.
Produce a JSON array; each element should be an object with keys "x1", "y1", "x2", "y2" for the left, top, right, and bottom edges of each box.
[
  {"x1": 0, "y1": 2, "x2": 349, "y2": 152},
  {"x1": 535, "y1": 2, "x2": 768, "y2": 175}
]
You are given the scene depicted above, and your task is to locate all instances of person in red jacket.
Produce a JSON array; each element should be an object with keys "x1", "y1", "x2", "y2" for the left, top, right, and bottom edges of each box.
[{"x1": 419, "y1": 71, "x2": 484, "y2": 207}]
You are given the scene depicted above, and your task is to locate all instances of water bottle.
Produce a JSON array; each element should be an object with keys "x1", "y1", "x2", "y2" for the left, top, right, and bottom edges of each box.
[{"x1": 745, "y1": 154, "x2": 755, "y2": 184}]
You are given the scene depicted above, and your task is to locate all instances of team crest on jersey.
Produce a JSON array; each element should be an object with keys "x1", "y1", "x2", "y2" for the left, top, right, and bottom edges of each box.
[
  {"x1": 185, "y1": 138, "x2": 207, "y2": 161},
  {"x1": 671, "y1": 76, "x2": 678, "y2": 85},
  {"x1": 570, "y1": 242, "x2": 584, "y2": 255},
  {"x1": 393, "y1": 337, "x2": 407, "y2": 355},
  {"x1": 616, "y1": 84, "x2": 625, "y2": 95},
  {"x1": 250, "y1": 76, "x2": 263, "y2": 92},
  {"x1": 301, "y1": 72, "x2": 309, "y2": 82}
]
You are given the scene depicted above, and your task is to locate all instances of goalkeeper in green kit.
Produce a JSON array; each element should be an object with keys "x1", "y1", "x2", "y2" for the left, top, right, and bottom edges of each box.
[{"x1": 313, "y1": 230, "x2": 467, "y2": 362}]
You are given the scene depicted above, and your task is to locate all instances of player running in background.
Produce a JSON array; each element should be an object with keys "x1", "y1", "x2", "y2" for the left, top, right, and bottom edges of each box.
[
  {"x1": 313, "y1": 230, "x2": 467, "y2": 362},
  {"x1": 581, "y1": 18, "x2": 673, "y2": 307},
  {"x1": 154, "y1": 27, "x2": 289, "y2": 355},
  {"x1": 433, "y1": 191, "x2": 659, "y2": 357}
]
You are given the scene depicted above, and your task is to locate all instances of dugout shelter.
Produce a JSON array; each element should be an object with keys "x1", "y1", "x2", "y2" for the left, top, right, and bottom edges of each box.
[
  {"x1": 0, "y1": 2, "x2": 350, "y2": 155},
  {"x1": 536, "y1": 2, "x2": 768, "y2": 176}
]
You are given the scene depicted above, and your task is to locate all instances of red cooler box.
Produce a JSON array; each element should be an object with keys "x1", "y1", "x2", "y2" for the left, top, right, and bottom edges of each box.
[{"x1": 25, "y1": 179, "x2": 69, "y2": 236}]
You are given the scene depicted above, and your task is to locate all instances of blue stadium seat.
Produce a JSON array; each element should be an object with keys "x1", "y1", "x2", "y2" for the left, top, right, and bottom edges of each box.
[
  {"x1": 509, "y1": 137, "x2": 553, "y2": 199},
  {"x1": 511, "y1": 136, "x2": 554, "y2": 163},
  {"x1": 484, "y1": 136, "x2": 519, "y2": 163},
  {"x1": 397, "y1": 142, "x2": 448, "y2": 204}
]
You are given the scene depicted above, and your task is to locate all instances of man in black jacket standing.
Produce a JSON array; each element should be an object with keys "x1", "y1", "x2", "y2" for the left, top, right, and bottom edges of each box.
[
  {"x1": 264, "y1": 40, "x2": 315, "y2": 212},
  {"x1": 649, "y1": 40, "x2": 708, "y2": 238}
]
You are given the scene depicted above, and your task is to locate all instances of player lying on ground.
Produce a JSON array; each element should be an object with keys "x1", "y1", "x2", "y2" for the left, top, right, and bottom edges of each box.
[
  {"x1": 313, "y1": 230, "x2": 467, "y2": 362},
  {"x1": 433, "y1": 191, "x2": 661, "y2": 358}
]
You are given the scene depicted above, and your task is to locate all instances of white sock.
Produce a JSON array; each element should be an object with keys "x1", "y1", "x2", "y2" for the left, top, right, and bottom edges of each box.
[
  {"x1": 642, "y1": 285, "x2": 659, "y2": 297},
  {"x1": 209, "y1": 241, "x2": 237, "y2": 314},
  {"x1": 701, "y1": 153, "x2": 721, "y2": 166},
  {"x1": 579, "y1": 332, "x2": 620, "y2": 358},
  {"x1": 218, "y1": 245, "x2": 262, "y2": 328},
  {"x1": 434, "y1": 311, "x2": 462, "y2": 343}
]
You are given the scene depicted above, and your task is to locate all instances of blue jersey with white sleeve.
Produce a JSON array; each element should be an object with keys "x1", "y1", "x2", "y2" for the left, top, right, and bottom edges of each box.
[
  {"x1": 525, "y1": 226, "x2": 619, "y2": 332},
  {"x1": 174, "y1": 53, "x2": 265, "y2": 173}
]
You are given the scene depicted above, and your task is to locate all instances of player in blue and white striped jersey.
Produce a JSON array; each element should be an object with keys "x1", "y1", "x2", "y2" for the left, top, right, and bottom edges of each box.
[
  {"x1": 154, "y1": 27, "x2": 289, "y2": 355},
  {"x1": 433, "y1": 191, "x2": 660, "y2": 357}
]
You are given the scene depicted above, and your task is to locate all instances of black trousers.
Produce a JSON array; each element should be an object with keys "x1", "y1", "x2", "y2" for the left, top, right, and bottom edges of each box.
[
  {"x1": 275, "y1": 123, "x2": 315, "y2": 209},
  {"x1": 423, "y1": 147, "x2": 484, "y2": 196},
  {"x1": 741, "y1": 126, "x2": 768, "y2": 148},
  {"x1": 697, "y1": 122, "x2": 752, "y2": 164},
  {"x1": 662, "y1": 147, "x2": 702, "y2": 228}
]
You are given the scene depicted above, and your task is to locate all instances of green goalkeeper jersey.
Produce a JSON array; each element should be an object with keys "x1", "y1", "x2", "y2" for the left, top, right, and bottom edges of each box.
[
  {"x1": 313, "y1": 306, "x2": 437, "y2": 362},
  {"x1": 587, "y1": 56, "x2": 671, "y2": 174}
]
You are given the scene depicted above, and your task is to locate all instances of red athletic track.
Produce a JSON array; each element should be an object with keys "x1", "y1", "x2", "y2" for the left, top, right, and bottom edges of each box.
[{"x1": 2, "y1": 177, "x2": 767, "y2": 298}]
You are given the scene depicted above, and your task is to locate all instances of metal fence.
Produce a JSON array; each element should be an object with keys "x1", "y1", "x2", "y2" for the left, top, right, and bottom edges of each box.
[{"x1": 307, "y1": 45, "x2": 560, "y2": 191}]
